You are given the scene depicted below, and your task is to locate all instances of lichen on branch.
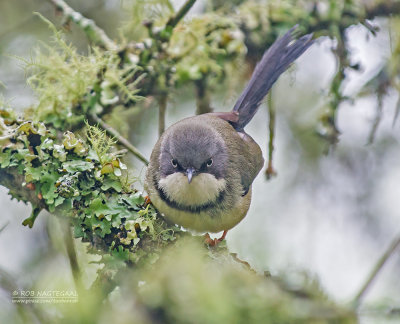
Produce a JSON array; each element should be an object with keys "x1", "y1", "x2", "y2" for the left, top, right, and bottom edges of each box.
[{"x1": 0, "y1": 112, "x2": 182, "y2": 264}]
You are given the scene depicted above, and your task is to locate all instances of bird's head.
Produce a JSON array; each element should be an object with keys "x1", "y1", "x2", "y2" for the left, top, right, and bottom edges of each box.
[
  {"x1": 157, "y1": 120, "x2": 229, "y2": 207},
  {"x1": 159, "y1": 121, "x2": 228, "y2": 182}
]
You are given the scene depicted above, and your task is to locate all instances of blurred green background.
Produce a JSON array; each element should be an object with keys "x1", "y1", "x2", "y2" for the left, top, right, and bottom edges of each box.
[{"x1": 0, "y1": 0, "x2": 399, "y2": 323}]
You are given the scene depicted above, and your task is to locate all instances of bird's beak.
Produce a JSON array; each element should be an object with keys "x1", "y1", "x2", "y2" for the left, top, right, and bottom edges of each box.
[{"x1": 186, "y1": 167, "x2": 195, "y2": 184}]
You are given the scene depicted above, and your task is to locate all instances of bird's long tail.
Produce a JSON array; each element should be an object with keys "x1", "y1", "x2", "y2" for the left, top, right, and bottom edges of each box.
[{"x1": 231, "y1": 26, "x2": 314, "y2": 131}]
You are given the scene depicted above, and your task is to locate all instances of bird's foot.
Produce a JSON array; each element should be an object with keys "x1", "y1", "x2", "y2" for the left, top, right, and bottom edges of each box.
[
  {"x1": 144, "y1": 195, "x2": 151, "y2": 206},
  {"x1": 204, "y1": 230, "x2": 228, "y2": 247}
]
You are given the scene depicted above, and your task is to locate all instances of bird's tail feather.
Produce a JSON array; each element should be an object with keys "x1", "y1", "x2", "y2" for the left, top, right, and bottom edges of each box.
[{"x1": 231, "y1": 26, "x2": 314, "y2": 131}]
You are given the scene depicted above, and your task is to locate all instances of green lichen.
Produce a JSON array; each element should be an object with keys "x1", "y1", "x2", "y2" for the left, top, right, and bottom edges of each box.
[
  {"x1": 168, "y1": 13, "x2": 246, "y2": 84},
  {"x1": 0, "y1": 117, "x2": 182, "y2": 263}
]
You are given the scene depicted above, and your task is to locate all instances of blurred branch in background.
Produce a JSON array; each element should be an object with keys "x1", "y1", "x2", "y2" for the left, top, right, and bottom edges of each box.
[
  {"x1": 0, "y1": 267, "x2": 45, "y2": 323},
  {"x1": 318, "y1": 26, "x2": 348, "y2": 147},
  {"x1": 166, "y1": 0, "x2": 197, "y2": 28},
  {"x1": 195, "y1": 78, "x2": 212, "y2": 114},
  {"x1": 47, "y1": 0, "x2": 117, "y2": 50},
  {"x1": 353, "y1": 233, "x2": 400, "y2": 308},
  {"x1": 157, "y1": 94, "x2": 167, "y2": 136},
  {"x1": 265, "y1": 90, "x2": 277, "y2": 180},
  {"x1": 61, "y1": 218, "x2": 83, "y2": 291}
]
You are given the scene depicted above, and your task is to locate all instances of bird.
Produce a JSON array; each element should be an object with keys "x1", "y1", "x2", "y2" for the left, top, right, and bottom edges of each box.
[{"x1": 145, "y1": 26, "x2": 314, "y2": 245}]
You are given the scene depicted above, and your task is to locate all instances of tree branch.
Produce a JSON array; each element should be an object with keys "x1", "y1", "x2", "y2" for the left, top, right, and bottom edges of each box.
[
  {"x1": 167, "y1": 0, "x2": 197, "y2": 28},
  {"x1": 353, "y1": 234, "x2": 400, "y2": 308},
  {"x1": 61, "y1": 219, "x2": 83, "y2": 291},
  {"x1": 0, "y1": 168, "x2": 47, "y2": 211},
  {"x1": 90, "y1": 113, "x2": 149, "y2": 165},
  {"x1": 365, "y1": 1, "x2": 400, "y2": 19},
  {"x1": 265, "y1": 91, "x2": 277, "y2": 180},
  {"x1": 47, "y1": 0, "x2": 117, "y2": 50},
  {"x1": 158, "y1": 95, "x2": 167, "y2": 137},
  {"x1": 367, "y1": 93, "x2": 384, "y2": 145},
  {"x1": 195, "y1": 79, "x2": 212, "y2": 115}
]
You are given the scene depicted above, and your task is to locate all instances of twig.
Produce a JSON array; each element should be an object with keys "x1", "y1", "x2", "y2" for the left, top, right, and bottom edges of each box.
[
  {"x1": 361, "y1": 20, "x2": 379, "y2": 36},
  {"x1": 0, "y1": 267, "x2": 19, "y2": 294},
  {"x1": 324, "y1": 26, "x2": 346, "y2": 146},
  {"x1": 61, "y1": 219, "x2": 83, "y2": 291},
  {"x1": 392, "y1": 97, "x2": 400, "y2": 127},
  {"x1": 47, "y1": 0, "x2": 117, "y2": 50},
  {"x1": 367, "y1": 94, "x2": 383, "y2": 145},
  {"x1": 158, "y1": 95, "x2": 167, "y2": 137},
  {"x1": 195, "y1": 79, "x2": 212, "y2": 115},
  {"x1": 90, "y1": 113, "x2": 149, "y2": 165},
  {"x1": 230, "y1": 253, "x2": 256, "y2": 273},
  {"x1": 0, "y1": 267, "x2": 46, "y2": 322},
  {"x1": 265, "y1": 90, "x2": 277, "y2": 180},
  {"x1": 166, "y1": 0, "x2": 197, "y2": 28},
  {"x1": 0, "y1": 221, "x2": 9, "y2": 234},
  {"x1": 353, "y1": 234, "x2": 400, "y2": 308}
]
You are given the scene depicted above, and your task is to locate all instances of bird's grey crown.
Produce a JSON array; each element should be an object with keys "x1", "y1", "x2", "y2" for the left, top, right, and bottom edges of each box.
[{"x1": 159, "y1": 121, "x2": 228, "y2": 179}]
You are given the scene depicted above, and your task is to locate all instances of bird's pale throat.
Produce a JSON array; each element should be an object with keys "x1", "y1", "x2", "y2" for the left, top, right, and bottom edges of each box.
[{"x1": 158, "y1": 172, "x2": 226, "y2": 207}]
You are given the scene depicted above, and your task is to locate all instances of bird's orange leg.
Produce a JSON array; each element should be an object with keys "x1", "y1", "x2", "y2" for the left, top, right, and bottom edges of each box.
[
  {"x1": 204, "y1": 230, "x2": 228, "y2": 247},
  {"x1": 144, "y1": 195, "x2": 151, "y2": 206},
  {"x1": 218, "y1": 230, "x2": 228, "y2": 241}
]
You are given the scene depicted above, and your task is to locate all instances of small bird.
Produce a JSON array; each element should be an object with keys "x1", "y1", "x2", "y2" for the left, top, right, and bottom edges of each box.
[{"x1": 145, "y1": 27, "x2": 313, "y2": 244}]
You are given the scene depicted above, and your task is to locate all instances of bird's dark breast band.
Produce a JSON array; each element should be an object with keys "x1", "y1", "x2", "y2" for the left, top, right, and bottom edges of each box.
[{"x1": 153, "y1": 176, "x2": 225, "y2": 214}]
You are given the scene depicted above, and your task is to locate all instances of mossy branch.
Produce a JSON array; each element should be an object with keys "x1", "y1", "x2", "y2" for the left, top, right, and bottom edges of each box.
[
  {"x1": 30, "y1": 0, "x2": 400, "y2": 143},
  {"x1": 0, "y1": 168, "x2": 47, "y2": 212},
  {"x1": 89, "y1": 113, "x2": 149, "y2": 165},
  {"x1": 47, "y1": 0, "x2": 117, "y2": 50}
]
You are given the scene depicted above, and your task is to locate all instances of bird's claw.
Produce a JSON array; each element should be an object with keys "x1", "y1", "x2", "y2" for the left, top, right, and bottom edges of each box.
[
  {"x1": 204, "y1": 233, "x2": 219, "y2": 246},
  {"x1": 144, "y1": 195, "x2": 151, "y2": 206},
  {"x1": 204, "y1": 230, "x2": 228, "y2": 247}
]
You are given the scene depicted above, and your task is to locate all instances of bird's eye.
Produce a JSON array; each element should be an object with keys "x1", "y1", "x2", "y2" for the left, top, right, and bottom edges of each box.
[
  {"x1": 206, "y1": 159, "x2": 213, "y2": 167},
  {"x1": 171, "y1": 159, "x2": 178, "y2": 168}
]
